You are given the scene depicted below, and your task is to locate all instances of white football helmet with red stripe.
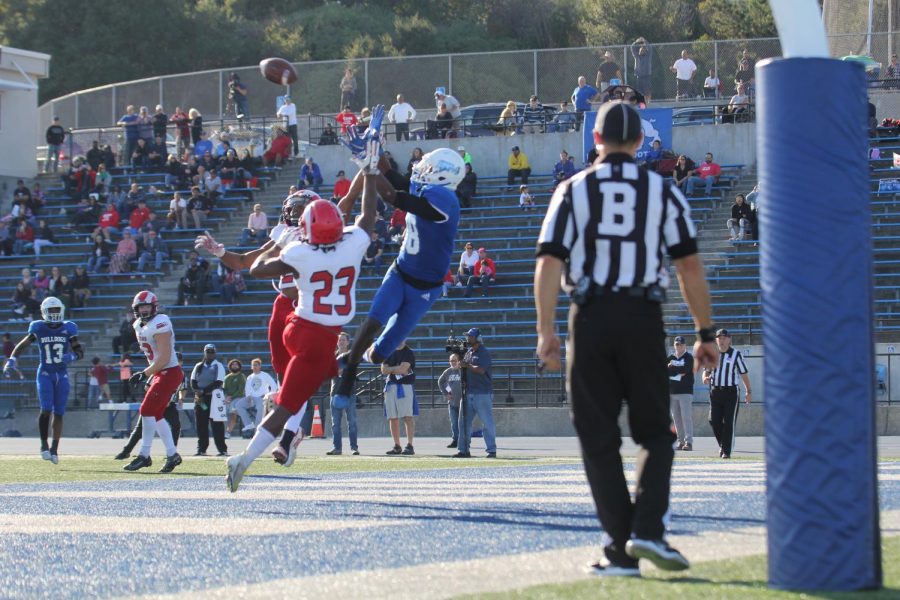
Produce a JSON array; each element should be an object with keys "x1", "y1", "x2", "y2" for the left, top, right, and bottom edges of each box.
[{"x1": 132, "y1": 290, "x2": 159, "y2": 324}]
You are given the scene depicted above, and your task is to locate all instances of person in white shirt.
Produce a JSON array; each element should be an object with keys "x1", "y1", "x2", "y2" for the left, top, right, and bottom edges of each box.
[
  {"x1": 703, "y1": 69, "x2": 720, "y2": 99},
  {"x1": 387, "y1": 94, "x2": 417, "y2": 142},
  {"x1": 204, "y1": 169, "x2": 223, "y2": 200},
  {"x1": 457, "y1": 242, "x2": 479, "y2": 285},
  {"x1": 236, "y1": 358, "x2": 278, "y2": 431},
  {"x1": 276, "y1": 96, "x2": 299, "y2": 157},
  {"x1": 169, "y1": 192, "x2": 188, "y2": 229},
  {"x1": 671, "y1": 50, "x2": 698, "y2": 99}
]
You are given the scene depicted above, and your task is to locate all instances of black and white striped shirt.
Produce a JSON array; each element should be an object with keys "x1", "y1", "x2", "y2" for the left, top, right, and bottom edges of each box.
[
  {"x1": 536, "y1": 153, "x2": 697, "y2": 290},
  {"x1": 710, "y1": 347, "x2": 748, "y2": 387}
]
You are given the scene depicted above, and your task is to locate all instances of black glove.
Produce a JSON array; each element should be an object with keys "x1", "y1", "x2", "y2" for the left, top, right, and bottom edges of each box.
[{"x1": 129, "y1": 371, "x2": 147, "y2": 386}]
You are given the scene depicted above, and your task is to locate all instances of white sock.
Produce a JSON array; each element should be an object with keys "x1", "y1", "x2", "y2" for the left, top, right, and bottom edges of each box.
[
  {"x1": 140, "y1": 416, "x2": 156, "y2": 457},
  {"x1": 241, "y1": 427, "x2": 276, "y2": 468},
  {"x1": 283, "y1": 409, "x2": 303, "y2": 435},
  {"x1": 156, "y1": 417, "x2": 176, "y2": 457}
]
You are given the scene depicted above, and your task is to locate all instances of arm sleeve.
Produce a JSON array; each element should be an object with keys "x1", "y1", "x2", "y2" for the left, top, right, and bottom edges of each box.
[
  {"x1": 391, "y1": 191, "x2": 447, "y2": 223},
  {"x1": 479, "y1": 348, "x2": 492, "y2": 376},
  {"x1": 264, "y1": 372, "x2": 278, "y2": 392},
  {"x1": 438, "y1": 370, "x2": 448, "y2": 390},
  {"x1": 244, "y1": 376, "x2": 254, "y2": 397},
  {"x1": 190, "y1": 364, "x2": 200, "y2": 389},
  {"x1": 736, "y1": 352, "x2": 748, "y2": 374},
  {"x1": 384, "y1": 169, "x2": 411, "y2": 194},
  {"x1": 536, "y1": 183, "x2": 576, "y2": 260},
  {"x1": 662, "y1": 184, "x2": 699, "y2": 259}
]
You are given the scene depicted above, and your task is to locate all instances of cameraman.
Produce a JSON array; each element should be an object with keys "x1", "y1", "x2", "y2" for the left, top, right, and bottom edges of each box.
[
  {"x1": 228, "y1": 73, "x2": 249, "y2": 119},
  {"x1": 454, "y1": 328, "x2": 497, "y2": 458}
]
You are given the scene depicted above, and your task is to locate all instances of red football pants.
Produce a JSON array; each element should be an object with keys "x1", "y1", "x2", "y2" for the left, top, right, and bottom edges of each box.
[
  {"x1": 276, "y1": 316, "x2": 340, "y2": 414},
  {"x1": 268, "y1": 293, "x2": 294, "y2": 378},
  {"x1": 139, "y1": 367, "x2": 184, "y2": 420}
]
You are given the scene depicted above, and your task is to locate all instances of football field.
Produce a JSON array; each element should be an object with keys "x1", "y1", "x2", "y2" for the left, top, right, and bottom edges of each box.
[{"x1": 0, "y1": 438, "x2": 898, "y2": 599}]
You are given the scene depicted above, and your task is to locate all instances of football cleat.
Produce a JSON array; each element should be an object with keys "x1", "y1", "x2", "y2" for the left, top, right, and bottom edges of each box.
[
  {"x1": 625, "y1": 538, "x2": 690, "y2": 571},
  {"x1": 123, "y1": 455, "x2": 153, "y2": 471},
  {"x1": 272, "y1": 445, "x2": 288, "y2": 465},
  {"x1": 283, "y1": 429, "x2": 305, "y2": 468},
  {"x1": 225, "y1": 454, "x2": 247, "y2": 493},
  {"x1": 159, "y1": 453, "x2": 182, "y2": 473},
  {"x1": 40, "y1": 449, "x2": 51, "y2": 461},
  {"x1": 49, "y1": 454, "x2": 59, "y2": 465},
  {"x1": 114, "y1": 450, "x2": 131, "y2": 460}
]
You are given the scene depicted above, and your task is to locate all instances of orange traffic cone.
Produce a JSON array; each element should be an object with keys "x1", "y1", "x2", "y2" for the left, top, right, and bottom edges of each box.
[{"x1": 310, "y1": 404, "x2": 325, "y2": 438}]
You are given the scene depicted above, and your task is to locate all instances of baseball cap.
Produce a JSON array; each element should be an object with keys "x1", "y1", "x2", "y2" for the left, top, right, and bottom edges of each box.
[
  {"x1": 203, "y1": 343, "x2": 217, "y2": 352},
  {"x1": 593, "y1": 100, "x2": 642, "y2": 144},
  {"x1": 511, "y1": 145, "x2": 520, "y2": 151},
  {"x1": 53, "y1": 116, "x2": 60, "y2": 121},
  {"x1": 466, "y1": 328, "x2": 481, "y2": 338},
  {"x1": 674, "y1": 336, "x2": 685, "y2": 344},
  {"x1": 457, "y1": 145, "x2": 465, "y2": 151},
  {"x1": 715, "y1": 329, "x2": 730, "y2": 338}
]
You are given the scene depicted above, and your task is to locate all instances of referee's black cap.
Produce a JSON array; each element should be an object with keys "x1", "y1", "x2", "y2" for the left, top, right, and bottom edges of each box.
[
  {"x1": 715, "y1": 329, "x2": 730, "y2": 338},
  {"x1": 593, "y1": 100, "x2": 642, "y2": 143}
]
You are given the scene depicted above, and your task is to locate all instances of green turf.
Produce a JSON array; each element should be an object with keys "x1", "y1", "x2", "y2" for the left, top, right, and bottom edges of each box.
[
  {"x1": 457, "y1": 537, "x2": 900, "y2": 600},
  {"x1": 0, "y1": 455, "x2": 579, "y2": 484}
]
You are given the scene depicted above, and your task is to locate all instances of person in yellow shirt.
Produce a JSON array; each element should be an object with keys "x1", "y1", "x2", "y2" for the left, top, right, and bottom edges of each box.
[{"x1": 507, "y1": 146, "x2": 531, "y2": 187}]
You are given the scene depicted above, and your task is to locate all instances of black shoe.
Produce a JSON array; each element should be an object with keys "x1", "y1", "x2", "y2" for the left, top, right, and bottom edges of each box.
[
  {"x1": 217, "y1": 451, "x2": 229, "y2": 457},
  {"x1": 159, "y1": 453, "x2": 182, "y2": 473},
  {"x1": 351, "y1": 449, "x2": 360, "y2": 455},
  {"x1": 682, "y1": 443, "x2": 693, "y2": 451},
  {"x1": 114, "y1": 450, "x2": 131, "y2": 460},
  {"x1": 625, "y1": 538, "x2": 690, "y2": 571},
  {"x1": 194, "y1": 451, "x2": 207, "y2": 456},
  {"x1": 721, "y1": 453, "x2": 731, "y2": 459},
  {"x1": 123, "y1": 455, "x2": 152, "y2": 471},
  {"x1": 486, "y1": 452, "x2": 497, "y2": 459},
  {"x1": 447, "y1": 440, "x2": 457, "y2": 448},
  {"x1": 326, "y1": 448, "x2": 342, "y2": 455},
  {"x1": 452, "y1": 451, "x2": 471, "y2": 458},
  {"x1": 402, "y1": 444, "x2": 415, "y2": 455},
  {"x1": 386, "y1": 445, "x2": 402, "y2": 455}
]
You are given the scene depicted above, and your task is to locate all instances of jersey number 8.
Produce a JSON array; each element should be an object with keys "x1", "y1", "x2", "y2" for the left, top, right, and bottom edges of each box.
[{"x1": 403, "y1": 216, "x2": 420, "y2": 255}]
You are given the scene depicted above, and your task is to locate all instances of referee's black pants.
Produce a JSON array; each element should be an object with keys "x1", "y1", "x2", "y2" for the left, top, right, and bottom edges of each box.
[
  {"x1": 195, "y1": 395, "x2": 227, "y2": 454},
  {"x1": 709, "y1": 386, "x2": 739, "y2": 456},
  {"x1": 567, "y1": 294, "x2": 675, "y2": 556}
]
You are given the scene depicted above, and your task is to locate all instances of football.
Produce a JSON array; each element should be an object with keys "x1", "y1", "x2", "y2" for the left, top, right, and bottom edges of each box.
[{"x1": 259, "y1": 57, "x2": 298, "y2": 86}]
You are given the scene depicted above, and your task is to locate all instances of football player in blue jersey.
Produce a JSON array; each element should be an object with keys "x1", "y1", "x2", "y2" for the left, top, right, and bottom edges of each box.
[
  {"x1": 332, "y1": 106, "x2": 464, "y2": 405},
  {"x1": 4, "y1": 297, "x2": 83, "y2": 463}
]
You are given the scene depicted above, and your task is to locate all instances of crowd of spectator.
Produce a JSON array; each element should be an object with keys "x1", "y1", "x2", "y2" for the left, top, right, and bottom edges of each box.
[{"x1": 10, "y1": 265, "x2": 91, "y2": 320}]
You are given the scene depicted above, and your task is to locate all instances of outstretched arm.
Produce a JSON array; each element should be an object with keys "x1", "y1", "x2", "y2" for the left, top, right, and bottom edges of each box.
[
  {"x1": 195, "y1": 231, "x2": 276, "y2": 271},
  {"x1": 9, "y1": 334, "x2": 35, "y2": 360},
  {"x1": 249, "y1": 243, "x2": 296, "y2": 279}
]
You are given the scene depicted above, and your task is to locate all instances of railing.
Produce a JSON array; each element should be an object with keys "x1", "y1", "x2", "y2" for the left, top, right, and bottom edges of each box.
[{"x1": 39, "y1": 32, "x2": 899, "y2": 138}]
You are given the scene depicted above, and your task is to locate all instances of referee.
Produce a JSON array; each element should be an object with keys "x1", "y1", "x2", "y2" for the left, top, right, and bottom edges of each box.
[
  {"x1": 535, "y1": 101, "x2": 717, "y2": 576},
  {"x1": 702, "y1": 329, "x2": 751, "y2": 459}
]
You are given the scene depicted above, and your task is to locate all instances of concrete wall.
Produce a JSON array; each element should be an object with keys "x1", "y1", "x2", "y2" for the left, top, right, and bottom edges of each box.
[
  {"x1": 298, "y1": 123, "x2": 757, "y2": 187},
  {"x1": 0, "y1": 47, "x2": 50, "y2": 179}
]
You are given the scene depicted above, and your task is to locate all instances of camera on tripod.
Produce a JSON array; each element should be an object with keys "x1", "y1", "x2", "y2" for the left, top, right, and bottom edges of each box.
[{"x1": 445, "y1": 333, "x2": 469, "y2": 356}]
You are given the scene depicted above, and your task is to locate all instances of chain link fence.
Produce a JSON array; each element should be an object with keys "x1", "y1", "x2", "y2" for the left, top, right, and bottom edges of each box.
[{"x1": 40, "y1": 33, "x2": 900, "y2": 138}]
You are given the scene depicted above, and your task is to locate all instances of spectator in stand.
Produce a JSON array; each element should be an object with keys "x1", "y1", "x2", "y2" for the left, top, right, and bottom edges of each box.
[
  {"x1": 456, "y1": 163, "x2": 477, "y2": 209},
  {"x1": 438, "y1": 353, "x2": 463, "y2": 447},
  {"x1": 170, "y1": 106, "x2": 190, "y2": 157},
  {"x1": 118, "y1": 353, "x2": 134, "y2": 403},
  {"x1": 13, "y1": 179, "x2": 33, "y2": 211},
  {"x1": 86, "y1": 235, "x2": 111, "y2": 273},
  {"x1": 164, "y1": 155, "x2": 184, "y2": 190},
  {"x1": 136, "y1": 106, "x2": 153, "y2": 144},
  {"x1": 127, "y1": 199, "x2": 151, "y2": 235},
  {"x1": 318, "y1": 123, "x2": 338, "y2": 145},
  {"x1": 130, "y1": 138, "x2": 149, "y2": 170},
  {"x1": 671, "y1": 49, "x2": 698, "y2": 99},
  {"x1": 241, "y1": 203, "x2": 269, "y2": 246},
  {"x1": 101, "y1": 144, "x2": 116, "y2": 169},
  {"x1": 117, "y1": 106, "x2": 140, "y2": 163},
  {"x1": 137, "y1": 229, "x2": 168, "y2": 272},
  {"x1": 299, "y1": 157, "x2": 324, "y2": 193},
  {"x1": 522, "y1": 95, "x2": 546, "y2": 134},
  {"x1": 198, "y1": 151, "x2": 217, "y2": 174},
  {"x1": 388, "y1": 94, "x2": 417, "y2": 142},
  {"x1": 734, "y1": 58, "x2": 755, "y2": 99},
  {"x1": 204, "y1": 168, "x2": 223, "y2": 203},
  {"x1": 12, "y1": 283, "x2": 40, "y2": 320},
  {"x1": 188, "y1": 186, "x2": 212, "y2": 229},
  {"x1": 723, "y1": 83, "x2": 751, "y2": 123},
  {"x1": 571, "y1": 76, "x2": 599, "y2": 131},
  {"x1": 335, "y1": 105, "x2": 358, "y2": 135},
  {"x1": 596, "y1": 51, "x2": 622, "y2": 91},
  {"x1": 168, "y1": 192, "x2": 188, "y2": 229},
  {"x1": 55, "y1": 274, "x2": 74, "y2": 309},
  {"x1": 457, "y1": 146, "x2": 472, "y2": 166},
  {"x1": 642, "y1": 139, "x2": 665, "y2": 171},
  {"x1": 519, "y1": 185, "x2": 535, "y2": 211},
  {"x1": 177, "y1": 251, "x2": 210, "y2": 305},
  {"x1": 276, "y1": 96, "x2": 299, "y2": 157},
  {"x1": 388, "y1": 208, "x2": 406, "y2": 244},
  {"x1": 746, "y1": 183, "x2": 760, "y2": 242},
  {"x1": 152, "y1": 105, "x2": 168, "y2": 140},
  {"x1": 214, "y1": 133, "x2": 232, "y2": 159},
  {"x1": 44, "y1": 116, "x2": 66, "y2": 174},
  {"x1": 464, "y1": 247, "x2": 496, "y2": 298},
  {"x1": 193, "y1": 131, "x2": 213, "y2": 159},
  {"x1": 94, "y1": 163, "x2": 111, "y2": 194},
  {"x1": 65, "y1": 158, "x2": 95, "y2": 199},
  {"x1": 551, "y1": 101, "x2": 577, "y2": 133},
  {"x1": 71, "y1": 265, "x2": 91, "y2": 308},
  {"x1": 108, "y1": 230, "x2": 137, "y2": 274},
  {"x1": 332, "y1": 170, "x2": 351, "y2": 202},
  {"x1": 31, "y1": 182, "x2": 46, "y2": 214},
  {"x1": 238, "y1": 148, "x2": 257, "y2": 176},
  {"x1": 0, "y1": 222, "x2": 13, "y2": 256},
  {"x1": 441, "y1": 269, "x2": 455, "y2": 298},
  {"x1": 631, "y1": 37, "x2": 653, "y2": 100},
  {"x1": 457, "y1": 242, "x2": 478, "y2": 285},
  {"x1": 507, "y1": 146, "x2": 531, "y2": 187},
  {"x1": 435, "y1": 103, "x2": 454, "y2": 138},
  {"x1": 553, "y1": 150, "x2": 577, "y2": 188},
  {"x1": 382, "y1": 340, "x2": 417, "y2": 455},
  {"x1": 47, "y1": 266, "x2": 62, "y2": 297},
  {"x1": 32, "y1": 219, "x2": 55, "y2": 256},
  {"x1": 704, "y1": 69, "x2": 721, "y2": 99},
  {"x1": 727, "y1": 193, "x2": 753, "y2": 241},
  {"x1": 363, "y1": 231, "x2": 384, "y2": 270},
  {"x1": 89, "y1": 357, "x2": 114, "y2": 407},
  {"x1": 496, "y1": 100, "x2": 518, "y2": 136},
  {"x1": 112, "y1": 311, "x2": 138, "y2": 354},
  {"x1": 218, "y1": 149, "x2": 240, "y2": 183},
  {"x1": 340, "y1": 68, "x2": 357, "y2": 111},
  {"x1": 407, "y1": 148, "x2": 424, "y2": 177},
  {"x1": 435, "y1": 88, "x2": 461, "y2": 120},
  {"x1": 262, "y1": 127, "x2": 292, "y2": 166},
  {"x1": 358, "y1": 105, "x2": 372, "y2": 131},
  {"x1": 672, "y1": 155, "x2": 692, "y2": 192},
  {"x1": 220, "y1": 267, "x2": 245, "y2": 304},
  {"x1": 189, "y1": 108, "x2": 203, "y2": 147},
  {"x1": 86, "y1": 140, "x2": 104, "y2": 171},
  {"x1": 686, "y1": 152, "x2": 721, "y2": 197},
  {"x1": 13, "y1": 220, "x2": 34, "y2": 256},
  {"x1": 229, "y1": 73, "x2": 249, "y2": 118},
  {"x1": 33, "y1": 269, "x2": 50, "y2": 300}
]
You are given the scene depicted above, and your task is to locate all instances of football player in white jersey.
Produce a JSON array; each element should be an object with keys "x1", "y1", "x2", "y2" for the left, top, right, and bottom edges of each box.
[
  {"x1": 225, "y1": 142, "x2": 380, "y2": 492},
  {"x1": 123, "y1": 291, "x2": 184, "y2": 473}
]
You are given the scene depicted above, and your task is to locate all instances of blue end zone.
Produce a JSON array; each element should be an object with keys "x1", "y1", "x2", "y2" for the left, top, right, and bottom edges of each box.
[{"x1": 758, "y1": 57, "x2": 881, "y2": 590}]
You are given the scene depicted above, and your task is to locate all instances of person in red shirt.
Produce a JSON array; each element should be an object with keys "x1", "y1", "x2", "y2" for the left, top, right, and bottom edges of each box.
[
  {"x1": 335, "y1": 105, "x2": 358, "y2": 134},
  {"x1": 685, "y1": 151, "x2": 721, "y2": 196},
  {"x1": 464, "y1": 247, "x2": 497, "y2": 298},
  {"x1": 93, "y1": 203, "x2": 121, "y2": 241},
  {"x1": 263, "y1": 128, "x2": 292, "y2": 166},
  {"x1": 389, "y1": 208, "x2": 406, "y2": 243},
  {"x1": 90, "y1": 357, "x2": 114, "y2": 405},
  {"x1": 13, "y1": 221, "x2": 34, "y2": 256},
  {"x1": 128, "y1": 200, "x2": 151, "y2": 234},
  {"x1": 332, "y1": 170, "x2": 351, "y2": 200}
]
